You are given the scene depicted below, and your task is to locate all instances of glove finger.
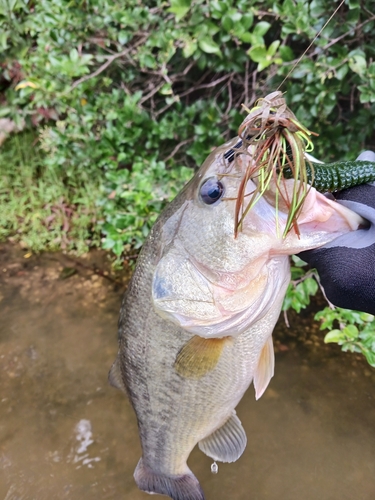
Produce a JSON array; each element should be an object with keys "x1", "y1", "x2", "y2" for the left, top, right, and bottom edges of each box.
[
  {"x1": 336, "y1": 183, "x2": 375, "y2": 208},
  {"x1": 356, "y1": 150, "x2": 375, "y2": 162},
  {"x1": 298, "y1": 244, "x2": 375, "y2": 315}
]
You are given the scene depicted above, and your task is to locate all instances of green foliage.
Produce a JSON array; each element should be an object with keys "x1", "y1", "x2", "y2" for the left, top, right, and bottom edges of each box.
[
  {"x1": 100, "y1": 159, "x2": 191, "y2": 259},
  {"x1": 1, "y1": 0, "x2": 375, "y2": 362},
  {"x1": 283, "y1": 256, "x2": 375, "y2": 367},
  {"x1": 315, "y1": 307, "x2": 375, "y2": 367},
  {"x1": 0, "y1": 132, "x2": 101, "y2": 253},
  {"x1": 283, "y1": 256, "x2": 318, "y2": 313},
  {"x1": 2, "y1": 0, "x2": 375, "y2": 255}
]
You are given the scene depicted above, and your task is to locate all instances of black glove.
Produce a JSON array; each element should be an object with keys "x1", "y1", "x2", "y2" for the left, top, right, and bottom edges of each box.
[{"x1": 299, "y1": 152, "x2": 375, "y2": 315}]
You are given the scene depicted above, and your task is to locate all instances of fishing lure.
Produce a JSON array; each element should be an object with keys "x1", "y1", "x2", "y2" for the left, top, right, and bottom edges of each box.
[
  {"x1": 229, "y1": 91, "x2": 375, "y2": 237},
  {"x1": 284, "y1": 160, "x2": 375, "y2": 193},
  {"x1": 232, "y1": 91, "x2": 316, "y2": 237}
]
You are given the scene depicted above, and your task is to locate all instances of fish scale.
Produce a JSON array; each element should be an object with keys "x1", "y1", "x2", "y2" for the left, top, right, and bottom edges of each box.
[
  {"x1": 123, "y1": 237, "x2": 256, "y2": 469},
  {"x1": 110, "y1": 135, "x2": 366, "y2": 500}
]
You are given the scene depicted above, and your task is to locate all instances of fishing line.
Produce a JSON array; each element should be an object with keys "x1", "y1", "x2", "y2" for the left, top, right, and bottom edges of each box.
[
  {"x1": 277, "y1": 0, "x2": 346, "y2": 90},
  {"x1": 227, "y1": 0, "x2": 349, "y2": 237}
]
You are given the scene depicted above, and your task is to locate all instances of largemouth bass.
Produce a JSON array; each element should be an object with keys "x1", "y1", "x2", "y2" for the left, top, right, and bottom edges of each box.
[{"x1": 109, "y1": 135, "x2": 363, "y2": 500}]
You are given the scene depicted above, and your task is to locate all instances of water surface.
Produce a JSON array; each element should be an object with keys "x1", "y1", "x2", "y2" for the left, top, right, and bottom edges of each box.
[{"x1": 1, "y1": 244, "x2": 374, "y2": 500}]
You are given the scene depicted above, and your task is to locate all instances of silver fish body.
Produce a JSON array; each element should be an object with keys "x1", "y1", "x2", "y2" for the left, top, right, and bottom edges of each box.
[{"x1": 110, "y1": 138, "x2": 362, "y2": 500}]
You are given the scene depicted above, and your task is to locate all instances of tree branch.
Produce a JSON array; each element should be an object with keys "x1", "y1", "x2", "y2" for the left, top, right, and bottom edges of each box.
[
  {"x1": 163, "y1": 137, "x2": 194, "y2": 163},
  {"x1": 70, "y1": 37, "x2": 147, "y2": 91}
]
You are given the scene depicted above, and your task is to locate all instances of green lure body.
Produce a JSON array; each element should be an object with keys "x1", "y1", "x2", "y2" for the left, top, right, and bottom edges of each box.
[{"x1": 284, "y1": 160, "x2": 375, "y2": 193}]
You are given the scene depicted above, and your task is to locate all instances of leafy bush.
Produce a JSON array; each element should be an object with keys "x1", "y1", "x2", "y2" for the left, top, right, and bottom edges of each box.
[
  {"x1": 282, "y1": 256, "x2": 319, "y2": 314},
  {"x1": 316, "y1": 307, "x2": 375, "y2": 367},
  {"x1": 284, "y1": 256, "x2": 375, "y2": 366},
  {"x1": 1, "y1": 0, "x2": 375, "y2": 361}
]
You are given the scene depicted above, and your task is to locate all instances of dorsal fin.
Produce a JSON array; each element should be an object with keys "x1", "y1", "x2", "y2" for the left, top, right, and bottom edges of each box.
[
  {"x1": 254, "y1": 336, "x2": 275, "y2": 400},
  {"x1": 198, "y1": 412, "x2": 247, "y2": 463},
  {"x1": 174, "y1": 335, "x2": 230, "y2": 379}
]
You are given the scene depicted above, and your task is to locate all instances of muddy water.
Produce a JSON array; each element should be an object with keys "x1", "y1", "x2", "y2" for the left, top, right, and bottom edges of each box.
[{"x1": 0, "y1": 244, "x2": 374, "y2": 500}]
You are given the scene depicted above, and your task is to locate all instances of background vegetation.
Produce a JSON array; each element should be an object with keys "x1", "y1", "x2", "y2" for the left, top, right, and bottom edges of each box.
[{"x1": 1, "y1": 0, "x2": 375, "y2": 363}]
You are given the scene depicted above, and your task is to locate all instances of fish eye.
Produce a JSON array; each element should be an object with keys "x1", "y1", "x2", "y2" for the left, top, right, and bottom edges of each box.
[{"x1": 199, "y1": 177, "x2": 225, "y2": 205}]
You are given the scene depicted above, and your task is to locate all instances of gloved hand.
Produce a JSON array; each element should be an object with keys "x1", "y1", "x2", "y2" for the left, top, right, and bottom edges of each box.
[{"x1": 299, "y1": 151, "x2": 375, "y2": 315}]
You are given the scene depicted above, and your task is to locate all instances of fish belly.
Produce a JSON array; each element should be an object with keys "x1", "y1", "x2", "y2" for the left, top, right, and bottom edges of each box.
[{"x1": 120, "y1": 278, "x2": 284, "y2": 477}]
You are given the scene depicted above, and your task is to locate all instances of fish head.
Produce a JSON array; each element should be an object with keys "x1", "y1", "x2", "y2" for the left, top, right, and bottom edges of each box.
[{"x1": 152, "y1": 137, "x2": 362, "y2": 338}]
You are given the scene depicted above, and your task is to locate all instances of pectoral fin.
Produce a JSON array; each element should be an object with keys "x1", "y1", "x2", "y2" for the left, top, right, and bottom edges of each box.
[
  {"x1": 254, "y1": 336, "x2": 275, "y2": 400},
  {"x1": 108, "y1": 355, "x2": 126, "y2": 393},
  {"x1": 198, "y1": 412, "x2": 247, "y2": 463},
  {"x1": 174, "y1": 336, "x2": 230, "y2": 379}
]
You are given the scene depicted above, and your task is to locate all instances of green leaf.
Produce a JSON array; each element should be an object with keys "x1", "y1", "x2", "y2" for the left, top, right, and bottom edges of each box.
[
  {"x1": 0, "y1": 30, "x2": 9, "y2": 50},
  {"x1": 227, "y1": 9, "x2": 242, "y2": 23},
  {"x1": 183, "y1": 38, "x2": 197, "y2": 58},
  {"x1": 0, "y1": 107, "x2": 11, "y2": 117},
  {"x1": 221, "y1": 14, "x2": 233, "y2": 32},
  {"x1": 348, "y1": 54, "x2": 367, "y2": 76},
  {"x1": 253, "y1": 21, "x2": 271, "y2": 37},
  {"x1": 257, "y1": 59, "x2": 273, "y2": 72},
  {"x1": 160, "y1": 84, "x2": 173, "y2": 95},
  {"x1": 238, "y1": 32, "x2": 253, "y2": 43},
  {"x1": 70, "y1": 48, "x2": 79, "y2": 62},
  {"x1": 139, "y1": 53, "x2": 156, "y2": 69},
  {"x1": 210, "y1": 0, "x2": 227, "y2": 16},
  {"x1": 267, "y1": 40, "x2": 280, "y2": 57},
  {"x1": 279, "y1": 45, "x2": 294, "y2": 62},
  {"x1": 324, "y1": 330, "x2": 343, "y2": 343},
  {"x1": 292, "y1": 255, "x2": 308, "y2": 267},
  {"x1": 198, "y1": 37, "x2": 222, "y2": 56},
  {"x1": 364, "y1": 350, "x2": 375, "y2": 367},
  {"x1": 112, "y1": 240, "x2": 125, "y2": 256},
  {"x1": 368, "y1": 62, "x2": 375, "y2": 77},
  {"x1": 5, "y1": 0, "x2": 18, "y2": 11},
  {"x1": 360, "y1": 313, "x2": 375, "y2": 322},
  {"x1": 343, "y1": 324, "x2": 359, "y2": 339},
  {"x1": 335, "y1": 64, "x2": 348, "y2": 81},
  {"x1": 118, "y1": 31, "x2": 129, "y2": 45},
  {"x1": 241, "y1": 12, "x2": 254, "y2": 31},
  {"x1": 247, "y1": 45, "x2": 267, "y2": 63},
  {"x1": 348, "y1": 0, "x2": 360, "y2": 8},
  {"x1": 168, "y1": 0, "x2": 191, "y2": 21},
  {"x1": 304, "y1": 277, "x2": 318, "y2": 296},
  {"x1": 358, "y1": 86, "x2": 375, "y2": 104}
]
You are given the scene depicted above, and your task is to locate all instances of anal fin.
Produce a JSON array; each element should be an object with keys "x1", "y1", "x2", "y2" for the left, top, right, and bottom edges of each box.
[
  {"x1": 254, "y1": 335, "x2": 275, "y2": 400},
  {"x1": 198, "y1": 412, "x2": 247, "y2": 463},
  {"x1": 108, "y1": 355, "x2": 126, "y2": 393},
  {"x1": 174, "y1": 335, "x2": 230, "y2": 379}
]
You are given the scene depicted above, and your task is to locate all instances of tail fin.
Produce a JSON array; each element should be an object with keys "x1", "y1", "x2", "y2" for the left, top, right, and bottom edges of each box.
[{"x1": 134, "y1": 457, "x2": 205, "y2": 500}]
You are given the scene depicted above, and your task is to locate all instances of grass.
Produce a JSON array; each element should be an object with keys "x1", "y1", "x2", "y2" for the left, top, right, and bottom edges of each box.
[{"x1": 0, "y1": 132, "x2": 102, "y2": 253}]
